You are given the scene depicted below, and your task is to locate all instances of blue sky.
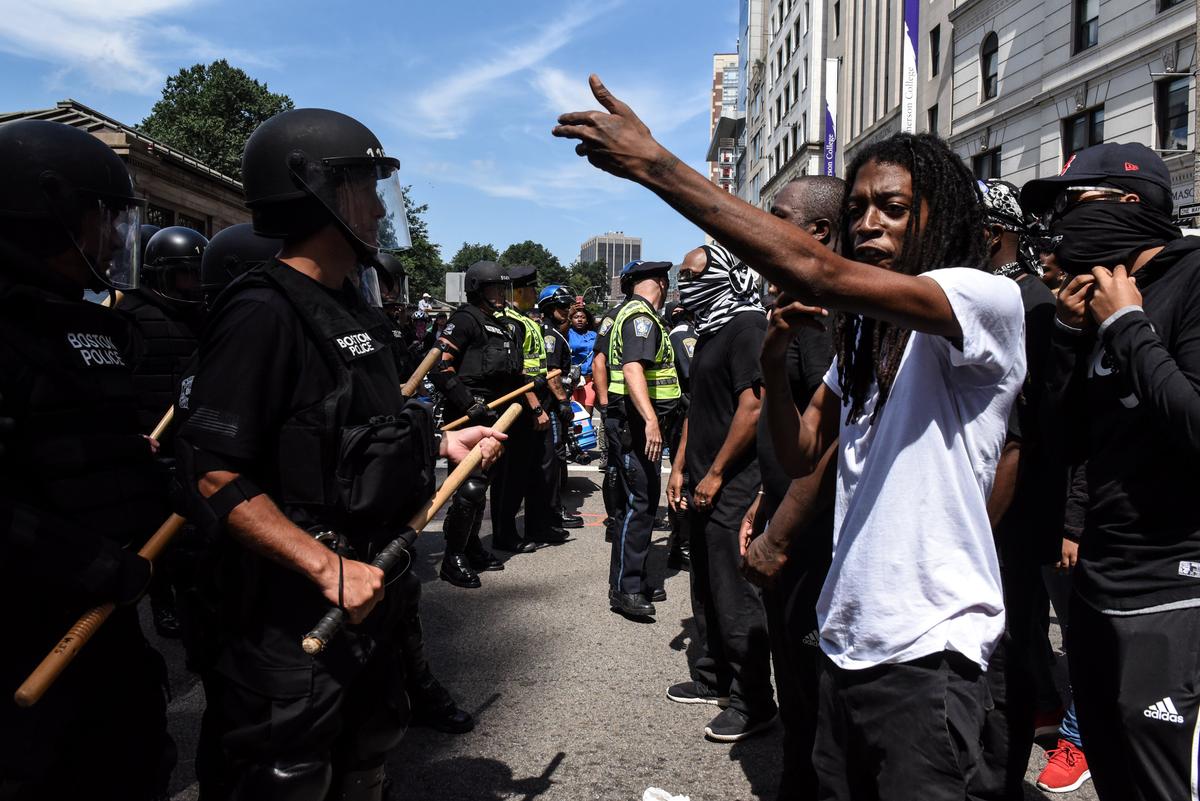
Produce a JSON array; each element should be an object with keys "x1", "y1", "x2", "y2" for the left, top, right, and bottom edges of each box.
[{"x1": 0, "y1": 0, "x2": 739, "y2": 268}]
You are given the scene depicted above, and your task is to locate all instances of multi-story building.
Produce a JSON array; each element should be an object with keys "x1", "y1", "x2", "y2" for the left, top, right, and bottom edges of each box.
[
  {"x1": 738, "y1": 0, "x2": 771, "y2": 206},
  {"x1": 758, "y1": 0, "x2": 832, "y2": 210},
  {"x1": 580, "y1": 232, "x2": 642, "y2": 298},
  {"x1": 947, "y1": 0, "x2": 1195, "y2": 217},
  {"x1": 709, "y1": 53, "x2": 741, "y2": 195}
]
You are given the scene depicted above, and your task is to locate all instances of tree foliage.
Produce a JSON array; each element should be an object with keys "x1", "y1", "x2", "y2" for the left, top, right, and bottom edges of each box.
[
  {"x1": 139, "y1": 60, "x2": 294, "y2": 181},
  {"x1": 566, "y1": 259, "x2": 610, "y2": 301},
  {"x1": 391, "y1": 186, "x2": 443, "y2": 300},
  {"x1": 500, "y1": 240, "x2": 568, "y2": 286},
  {"x1": 449, "y1": 242, "x2": 500, "y2": 273}
]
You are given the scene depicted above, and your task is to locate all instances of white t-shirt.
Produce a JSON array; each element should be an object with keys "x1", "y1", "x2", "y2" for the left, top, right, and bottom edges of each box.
[{"x1": 817, "y1": 267, "x2": 1025, "y2": 671}]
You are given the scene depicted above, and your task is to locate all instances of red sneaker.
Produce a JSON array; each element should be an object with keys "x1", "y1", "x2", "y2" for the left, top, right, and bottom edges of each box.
[{"x1": 1036, "y1": 739, "x2": 1091, "y2": 794}]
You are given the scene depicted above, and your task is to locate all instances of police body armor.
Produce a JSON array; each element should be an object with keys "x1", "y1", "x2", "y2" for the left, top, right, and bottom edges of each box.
[
  {"x1": 449, "y1": 303, "x2": 522, "y2": 409},
  {"x1": 187, "y1": 261, "x2": 436, "y2": 544},
  {"x1": 0, "y1": 278, "x2": 166, "y2": 626},
  {"x1": 607, "y1": 298, "x2": 681, "y2": 401},
  {"x1": 501, "y1": 306, "x2": 547, "y2": 378},
  {"x1": 119, "y1": 289, "x2": 199, "y2": 439}
]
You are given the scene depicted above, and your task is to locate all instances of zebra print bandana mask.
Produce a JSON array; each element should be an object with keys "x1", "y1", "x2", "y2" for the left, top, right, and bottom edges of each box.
[{"x1": 678, "y1": 244, "x2": 765, "y2": 336}]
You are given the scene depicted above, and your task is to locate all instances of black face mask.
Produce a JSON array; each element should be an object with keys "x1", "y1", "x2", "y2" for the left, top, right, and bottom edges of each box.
[{"x1": 1051, "y1": 200, "x2": 1180, "y2": 275}]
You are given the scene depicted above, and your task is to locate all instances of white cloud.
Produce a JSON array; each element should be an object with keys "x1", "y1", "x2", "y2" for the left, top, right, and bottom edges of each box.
[
  {"x1": 530, "y1": 67, "x2": 707, "y2": 137},
  {"x1": 416, "y1": 156, "x2": 630, "y2": 210},
  {"x1": 0, "y1": 0, "x2": 271, "y2": 95},
  {"x1": 399, "y1": 1, "x2": 622, "y2": 139}
]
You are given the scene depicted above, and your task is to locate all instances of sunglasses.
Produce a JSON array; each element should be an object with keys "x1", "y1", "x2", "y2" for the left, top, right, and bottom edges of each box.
[{"x1": 1051, "y1": 186, "x2": 1126, "y2": 219}]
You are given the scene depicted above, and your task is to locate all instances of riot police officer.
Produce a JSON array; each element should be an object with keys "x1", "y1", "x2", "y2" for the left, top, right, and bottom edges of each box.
[
  {"x1": 177, "y1": 108, "x2": 504, "y2": 800},
  {"x1": 117, "y1": 224, "x2": 208, "y2": 637},
  {"x1": 606, "y1": 260, "x2": 679, "y2": 619},
  {"x1": 494, "y1": 265, "x2": 568, "y2": 546},
  {"x1": 537, "y1": 284, "x2": 585, "y2": 528},
  {"x1": 432, "y1": 260, "x2": 530, "y2": 587},
  {"x1": 0, "y1": 119, "x2": 173, "y2": 801}
]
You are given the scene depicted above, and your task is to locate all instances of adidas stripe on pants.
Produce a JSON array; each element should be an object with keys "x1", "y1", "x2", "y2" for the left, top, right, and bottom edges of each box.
[{"x1": 1068, "y1": 594, "x2": 1200, "y2": 801}]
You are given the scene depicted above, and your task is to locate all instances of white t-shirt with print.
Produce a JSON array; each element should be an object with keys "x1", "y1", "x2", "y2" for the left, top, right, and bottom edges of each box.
[{"x1": 817, "y1": 267, "x2": 1025, "y2": 671}]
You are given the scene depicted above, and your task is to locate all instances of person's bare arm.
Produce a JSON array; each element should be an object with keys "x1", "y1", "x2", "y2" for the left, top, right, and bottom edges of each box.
[
  {"x1": 987, "y1": 438, "x2": 1021, "y2": 528},
  {"x1": 667, "y1": 417, "x2": 689, "y2": 511},
  {"x1": 742, "y1": 440, "x2": 838, "y2": 587},
  {"x1": 199, "y1": 471, "x2": 384, "y2": 624},
  {"x1": 553, "y1": 76, "x2": 961, "y2": 337},
  {"x1": 693, "y1": 386, "x2": 761, "y2": 508},
  {"x1": 623, "y1": 361, "x2": 662, "y2": 462},
  {"x1": 592, "y1": 351, "x2": 610, "y2": 407}
]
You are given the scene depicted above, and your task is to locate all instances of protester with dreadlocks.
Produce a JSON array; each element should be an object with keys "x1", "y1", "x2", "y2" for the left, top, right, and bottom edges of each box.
[
  {"x1": 971, "y1": 179, "x2": 1064, "y2": 801},
  {"x1": 665, "y1": 243, "x2": 775, "y2": 742},
  {"x1": 554, "y1": 76, "x2": 1025, "y2": 798}
]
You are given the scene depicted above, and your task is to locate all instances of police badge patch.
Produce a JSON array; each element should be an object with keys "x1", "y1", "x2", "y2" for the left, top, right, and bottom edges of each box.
[
  {"x1": 634, "y1": 317, "x2": 653, "y2": 338},
  {"x1": 442, "y1": 323, "x2": 455, "y2": 337},
  {"x1": 545, "y1": 335, "x2": 556, "y2": 353},
  {"x1": 599, "y1": 318, "x2": 614, "y2": 336},
  {"x1": 683, "y1": 337, "x2": 696, "y2": 358}
]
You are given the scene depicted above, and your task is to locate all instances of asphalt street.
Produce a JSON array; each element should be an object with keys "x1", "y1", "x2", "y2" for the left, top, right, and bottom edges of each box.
[{"x1": 151, "y1": 462, "x2": 1098, "y2": 801}]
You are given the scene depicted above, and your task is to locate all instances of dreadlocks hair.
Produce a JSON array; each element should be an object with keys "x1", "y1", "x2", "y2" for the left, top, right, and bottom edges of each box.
[{"x1": 832, "y1": 132, "x2": 987, "y2": 425}]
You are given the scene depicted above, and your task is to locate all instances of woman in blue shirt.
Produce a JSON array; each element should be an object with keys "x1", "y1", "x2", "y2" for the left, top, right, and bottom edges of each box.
[{"x1": 567, "y1": 306, "x2": 597, "y2": 413}]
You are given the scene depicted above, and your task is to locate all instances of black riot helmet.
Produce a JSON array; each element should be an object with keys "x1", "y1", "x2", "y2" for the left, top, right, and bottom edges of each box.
[
  {"x1": 464, "y1": 260, "x2": 511, "y2": 311},
  {"x1": 137, "y1": 224, "x2": 161, "y2": 264},
  {"x1": 241, "y1": 108, "x2": 411, "y2": 259},
  {"x1": 375, "y1": 250, "x2": 409, "y2": 305},
  {"x1": 0, "y1": 119, "x2": 144, "y2": 291},
  {"x1": 143, "y1": 226, "x2": 207, "y2": 303},
  {"x1": 200, "y1": 223, "x2": 281, "y2": 302}
]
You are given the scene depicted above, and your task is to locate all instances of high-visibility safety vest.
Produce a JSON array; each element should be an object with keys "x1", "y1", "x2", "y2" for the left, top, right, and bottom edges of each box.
[
  {"x1": 607, "y1": 298, "x2": 681, "y2": 400},
  {"x1": 502, "y1": 306, "x2": 547, "y2": 377}
]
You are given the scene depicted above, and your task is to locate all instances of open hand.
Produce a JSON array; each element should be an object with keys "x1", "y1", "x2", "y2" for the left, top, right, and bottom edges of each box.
[
  {"x1": 766, "y1": 292, "x2": 828, "y2": 349},
  {"x1": 552, "y1": 75, "x2": 676, "y2": 184},
  {"x1": 1088, "y1": 264, "x2": 1142, "y2": 326}
]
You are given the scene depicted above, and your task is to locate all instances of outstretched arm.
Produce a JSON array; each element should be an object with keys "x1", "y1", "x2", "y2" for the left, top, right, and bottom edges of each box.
[{"x1": 553, "y1": 76, "x2": 961, "y2": 337}]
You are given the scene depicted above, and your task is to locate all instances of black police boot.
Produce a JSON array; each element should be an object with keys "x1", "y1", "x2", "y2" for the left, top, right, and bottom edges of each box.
[
  {"x1": 527, "y1": 523, "x2": 569, "y2": 545},
  {"x1": 439, "y1": 553, "x2": 481, "y2": 589},
  {"x1": 466, "y1": 511, "x2": 504, "y2": 571},
  {"x1": 644, "y1": 586, "x2": 667, "y2": 603},
  {"x1": 609, "y1": 589, "x2": 655, "y2": 619},
  {"x1": 492, "y1": 530, "x2": 539, "y2": 553},
  {"x1": 331, "y1": 764, "x2": 386, "y2": 801},
  {"x1": 559, "y1": 507, "x2": 584, "y2": 529},
  {"x1": 409, "y1": 675, "x2": 475, "y2": 735},
  {"x1": 149, "y1": 579, "x2": 181, "y2": 639},
  {"x1": 667, "y1": 542, "x2": 691, "y2": 570}
]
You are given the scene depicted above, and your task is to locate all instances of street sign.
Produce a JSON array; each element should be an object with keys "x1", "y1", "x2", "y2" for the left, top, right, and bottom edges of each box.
[{"x1": 1177, "y1": 203, "x2": 1200, "y2": 218}]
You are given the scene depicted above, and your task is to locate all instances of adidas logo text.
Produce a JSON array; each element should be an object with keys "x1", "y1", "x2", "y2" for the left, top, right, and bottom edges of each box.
[{"x1": 1143, "y1": 697, "x2": 1185, "y2": 725}]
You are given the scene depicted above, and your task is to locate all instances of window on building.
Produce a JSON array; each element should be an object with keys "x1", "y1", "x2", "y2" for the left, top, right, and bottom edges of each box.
[
  {"x1": 801, "y1": 113, "x2": 807, "y2": 140},
  {"x1": 1074, "y1": 0, "x2": 1098, "y2": 53},
  {"x1": 834, "y1": 1, "x2": 841, "y2": 37},
  {"x1": 981, "y1": 32, "x2": 999, "y2": 100},
  {"x1": 803, "y1": 57, "x2": 808, "y2": 90},
  {"x1": 177, "y1": 213, "x2": 206, "y2": 235},
  {"x1": 146, "y1": 204, "x2": 174, "y2": 229},
  {"x1": 1063, "y1": 106, "x2": 1104, "y2": 157},
  {"x1": 784, "y1": 85, "x2": 791, "y2": 111},
  {"x1": 793, "y1": 19, "x2": 801, "y2": 45},
  {"x1": 776, "y1": 96, "x2": 782, "y2": 124},
  {"x1": 805, "y1": 1, "x2": 811, "y2": 30},
  {"x1": 973, "y1": 149, "x2": 1002, "y2": 180},
  {"x1": 785, "y1": 35, "x2": 792, "y2": 62},
  {"x1": 1157, "y1": 77, "x2": 1191, "y2": 151},
  {"x1": 928, "y1": 104, "x2": 939, "y2": 133},
  {"x1": 930, "y1": 25, "x2": 941, "y2": 78},
  {"x1": 792, "y1": 71, "x2": 799, "y2": 100},
  {"x1": 1160, "y1": 0, "x2": 1186, "y2": 8}
]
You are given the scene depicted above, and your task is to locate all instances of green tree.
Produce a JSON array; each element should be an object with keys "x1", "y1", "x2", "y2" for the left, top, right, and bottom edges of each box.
[
  {"x1": 449, "y1": 242, "x2": 500, "y2": 273},
  {"x1": 567, "y1": 259, "x2": 609, "y2": 302},
  {"x1": 139, "y1": 60, "x2": 294, "y2": 180},
  {"x1": 391, "y1": 186, "x2": 443, "y2": 300},
  {"x1": 500, "y1": 240, "x2": 568, "y2": 286}
]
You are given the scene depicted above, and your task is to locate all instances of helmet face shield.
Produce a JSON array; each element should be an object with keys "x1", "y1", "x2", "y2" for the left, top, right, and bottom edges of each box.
[
  {"x1": 512, "y1": 285, "x2": 537, "y2": 311},
  {"x1": 479, "y1": 282, "x2": 512, "y2": 310},
  {"x1": 294, "y1": 156, "x2": 411, "y2": 253},
  {"x1": 97, "y1": 200, "x2": 143, "y2": 291},
  {"x1": 358, "y1": 264, "x2": 384, "y2": 308}
]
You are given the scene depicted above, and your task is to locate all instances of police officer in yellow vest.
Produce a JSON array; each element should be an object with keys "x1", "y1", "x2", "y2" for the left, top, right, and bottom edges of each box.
[
  {"x1": 607, "y1": 260, "x2": 680, "y2": 619},
  {"x1": 492, "y1": 264, "x2": 569, "y2": 546}
]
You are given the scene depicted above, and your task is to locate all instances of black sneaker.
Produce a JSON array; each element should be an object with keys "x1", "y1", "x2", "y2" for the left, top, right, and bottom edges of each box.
[
  {"x1": 666, "y1": 681, "x2": 730, "y2": 707},
  {"x1": 704, "y1": 706, "x2": 778, "y2": 742}
]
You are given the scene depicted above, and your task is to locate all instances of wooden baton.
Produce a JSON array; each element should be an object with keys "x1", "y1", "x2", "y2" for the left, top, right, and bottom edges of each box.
[
  {"x1": 301, "y1": 402, "x2": 523, "y2": 655},
  {"x1": 400, "y1": 347, "x2": 442, "y2": 398},
  {"x1": 149, "y1": 406, "x2": 175, "y2": 441},
  {"x1": 440, "y1": 369, "x2": 561, "y2": 432},
  {"x1": 14, "y1": 513, "x2": 188, "y2": 707}
]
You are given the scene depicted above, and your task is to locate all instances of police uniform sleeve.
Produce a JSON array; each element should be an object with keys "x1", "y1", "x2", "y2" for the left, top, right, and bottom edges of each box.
[
  {"x1": 619, "y1": 313, "x2": 662, "y2": 366},
  {"x1": 594, "y1": 315, "x2": 616, "y2": 356},
  {"x1": 179, "y1": 294, "x2": 299, "y2": 466},
  {"x1": 439, "y1": 310, "x2": 479, "y2": 359}
]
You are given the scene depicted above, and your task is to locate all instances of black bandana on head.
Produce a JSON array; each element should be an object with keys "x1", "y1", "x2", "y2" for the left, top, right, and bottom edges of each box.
[{"x1": 677, "y1": 244, "x2": 764, "y2": 336}]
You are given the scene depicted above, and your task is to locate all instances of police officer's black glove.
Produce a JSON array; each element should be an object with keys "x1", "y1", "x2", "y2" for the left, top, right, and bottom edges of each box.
[
  {"x1": 467, "y1": 402, "x2": 498, "y2": 426},
  {"x1": 0, "y1": 391, "x2": 13, "y2": 458},
  {"x1": 557, "y1": 402, "x2": 575, "y2": 427},
  {"x1": 113, "y1": 551, "x2": 153, "y2": 607},
  {"x1": 532, "y1": 376, "x2": 548, "y2": 393}
]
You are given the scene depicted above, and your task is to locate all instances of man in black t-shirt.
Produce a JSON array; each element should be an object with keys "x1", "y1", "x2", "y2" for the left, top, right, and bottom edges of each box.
[
  {"x1": 665, "y1": 302, "x2": 697, "y2": 569},
  {"x1": 1025, "y1": 143, "x2": 1200, "y2": 801},
  {"x1": 666, "y1": 244, "x2": 776, "y2": 742}
]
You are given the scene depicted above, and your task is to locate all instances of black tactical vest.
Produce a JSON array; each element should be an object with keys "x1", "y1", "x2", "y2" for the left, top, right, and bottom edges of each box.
[
  {"x1": 118, "y1": 290, "x2": 198, "y2": 441},
  {"x1": 0, "y1": 279, "x2": 166, "y2": 547},
  {"x1": 196, "y1": 261, "x2": 434, "y2": 543},
  {"x1": 451, "y1": 303, "x2": 523, "y2": 400}
]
